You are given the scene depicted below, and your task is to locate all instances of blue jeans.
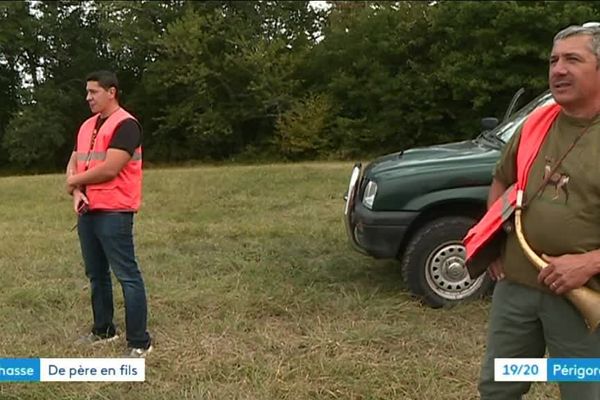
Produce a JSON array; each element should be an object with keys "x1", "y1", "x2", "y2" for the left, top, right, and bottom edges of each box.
[{"x1": 77, "y1": 212, "x2": 151, "y2": 349}]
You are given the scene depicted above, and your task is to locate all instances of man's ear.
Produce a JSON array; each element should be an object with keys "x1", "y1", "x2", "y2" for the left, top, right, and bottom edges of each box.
[{"x1": 108, "y1": 87, "x2": 117, "y2": 98}]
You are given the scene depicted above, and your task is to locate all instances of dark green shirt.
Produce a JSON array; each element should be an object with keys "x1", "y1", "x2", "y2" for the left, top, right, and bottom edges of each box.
[{"x1": 494, "y1": 112, "x2": 600, "y2": 290}]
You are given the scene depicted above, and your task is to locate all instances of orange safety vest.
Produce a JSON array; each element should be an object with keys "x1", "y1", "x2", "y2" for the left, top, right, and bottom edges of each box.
[
  {"x1": 463, "y1": 103, "x2": 561, "y2": 277},
  {"x1": 75, "y1": 108, "x2": 142, "y2": 212}
]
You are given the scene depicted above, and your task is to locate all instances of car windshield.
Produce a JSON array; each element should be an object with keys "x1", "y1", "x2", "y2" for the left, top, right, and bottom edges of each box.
[{"x1": 494, "y1": 91, "x2": 555, "y2": 142}]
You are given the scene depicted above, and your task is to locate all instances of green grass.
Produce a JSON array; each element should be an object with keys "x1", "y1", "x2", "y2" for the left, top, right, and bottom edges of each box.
[{"x1": 0, "y1": 162, "x2": 558, "y2": 399}]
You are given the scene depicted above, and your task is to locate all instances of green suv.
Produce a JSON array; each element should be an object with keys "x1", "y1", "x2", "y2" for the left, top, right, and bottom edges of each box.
[{"x1": 343, "y1": 90, "x2": 554, "y2": 307}]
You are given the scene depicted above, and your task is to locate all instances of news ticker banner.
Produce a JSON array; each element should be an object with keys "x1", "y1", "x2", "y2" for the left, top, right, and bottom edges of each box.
[
  {"x1": 495, "y1": 358, "x2": 600, "y2": 382},
  {"x1": 0, "y1": 358, "x2": 144, "y2": 382}
]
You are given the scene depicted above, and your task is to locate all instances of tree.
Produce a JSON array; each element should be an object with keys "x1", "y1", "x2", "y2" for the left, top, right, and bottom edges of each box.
[
  {"x1": 5, "y1": 1, "x2": 600, "y2": 171},
  {"x1": 418, "y1": 1, "x2": 600, "y2": 141},
  {"x1": 2, "y1": 1, "x2": 113, "y2": 169},
  {"x1": 143, "y1": 1, "x2": 325, "y2": 161},
  {"x1": 303, "y1": 2, "x2": 438, "y2": 156},
  {"x1": 0, "y1": 1, "x2": 36, "y2": 166}
]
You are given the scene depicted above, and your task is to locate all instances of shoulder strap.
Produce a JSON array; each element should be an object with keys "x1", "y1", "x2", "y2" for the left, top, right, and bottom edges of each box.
[{"x1": 516, "y1": 103, "x2": 560, "y2": 190}]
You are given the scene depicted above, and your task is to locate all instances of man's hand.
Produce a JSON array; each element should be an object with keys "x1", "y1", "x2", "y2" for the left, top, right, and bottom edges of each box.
[
  {"x1": 66, "y1": 173, "x2": 78, "y2": 188},
  {"x1": 488, "y1": 258, "x2": 505, "y2": 281},
  {"x1": 66, "y1": 180, "x2": 78, "y2": 195},
  {"x1": 66, "y1": 168, "x2": 77, "y2": 195},
  {"x1": 538, "y1": 253, "x2": 595, "y2": 294},
  {"x1": 72, "y1": 189, "x2": 89, "y2": 215},
  {"x1": 65, "y1": 152, "x2": 77, "y2": 195}
]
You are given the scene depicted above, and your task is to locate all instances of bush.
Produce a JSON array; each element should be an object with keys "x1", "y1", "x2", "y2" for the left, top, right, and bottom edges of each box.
[{"x1": 275, "y1": 93, "x2": 335, "y2": 160}]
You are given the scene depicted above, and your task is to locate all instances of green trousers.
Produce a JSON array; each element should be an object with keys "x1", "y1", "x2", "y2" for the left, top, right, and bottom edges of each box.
[{"x1": 479, "y1": 279, "x2": 600, "y2": 399}]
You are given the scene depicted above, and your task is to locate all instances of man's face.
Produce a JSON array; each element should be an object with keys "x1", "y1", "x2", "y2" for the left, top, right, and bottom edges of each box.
[
  {"x1": 549, "y1": 35, "x2": 600, "y2": 110},
  {"x1": 85, "y1": 81, "x2": 115, "y2": 114}
]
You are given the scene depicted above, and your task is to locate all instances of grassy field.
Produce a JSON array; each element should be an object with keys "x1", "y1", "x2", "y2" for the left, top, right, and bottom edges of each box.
[{"x1": 0, "y1": 162, "x2": 558, "y2": 399}]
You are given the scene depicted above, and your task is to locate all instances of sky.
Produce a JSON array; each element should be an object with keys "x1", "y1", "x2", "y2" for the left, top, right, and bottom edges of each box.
[{"x1": 309, "y1": 1, "x2": 331, "y2": 11}]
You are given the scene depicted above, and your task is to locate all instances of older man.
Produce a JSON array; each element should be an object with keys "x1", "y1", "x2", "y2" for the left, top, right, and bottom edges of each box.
[{"x1": 478, "y1": 24, "x2": 600, "y2": 399}]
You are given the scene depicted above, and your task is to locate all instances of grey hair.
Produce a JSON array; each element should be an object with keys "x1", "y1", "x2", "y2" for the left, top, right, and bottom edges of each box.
[{"x1": 554, "y1": 25, "x2": 600, "y2": 63}]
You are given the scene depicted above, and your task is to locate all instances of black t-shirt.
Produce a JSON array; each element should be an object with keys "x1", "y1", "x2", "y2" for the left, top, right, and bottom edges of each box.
[{"x1": 74, "y1": 117, "x2": 142, "y2": 156}]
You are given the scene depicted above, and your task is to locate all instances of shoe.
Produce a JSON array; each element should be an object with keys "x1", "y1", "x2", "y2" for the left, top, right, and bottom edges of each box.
[
  {"x1": 124, "y1": 345, "x2": 153, "y2": 358},
  {"x1": 75, "y1": 332, "x2": 119, "y2": 346}
]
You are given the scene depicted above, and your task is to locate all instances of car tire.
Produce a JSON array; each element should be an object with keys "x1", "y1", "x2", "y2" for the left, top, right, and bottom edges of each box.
[{"x1": 400, "y1": 216, "x2": 494, "y2": 308}]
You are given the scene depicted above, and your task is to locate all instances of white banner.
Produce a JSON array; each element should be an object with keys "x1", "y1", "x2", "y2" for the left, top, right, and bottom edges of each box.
[{"x1": 40, "y1": 358, "x2": 145, "y2": 382}]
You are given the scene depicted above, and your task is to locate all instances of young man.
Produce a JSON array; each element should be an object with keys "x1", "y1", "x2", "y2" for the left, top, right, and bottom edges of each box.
[
  {"x1": 65, "y1": 70, "x2": 152, "y2": 358},
  {"x1": 476, "y1": 24, "x2": 600, "y2": 399}
]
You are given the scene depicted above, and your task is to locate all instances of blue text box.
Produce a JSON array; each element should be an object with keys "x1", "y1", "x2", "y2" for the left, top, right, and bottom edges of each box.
[
  {"x1": 548, "y1": 358, "x2": 600, "y2": 382},
  {"x1": 0, "y1": 358, "x2": 40, "y2": 382}
]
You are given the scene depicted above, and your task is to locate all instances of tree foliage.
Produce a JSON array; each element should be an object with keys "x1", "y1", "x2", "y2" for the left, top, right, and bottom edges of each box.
[{"x1": 2, "y1": 1, "x2": 600, "y2": 171}]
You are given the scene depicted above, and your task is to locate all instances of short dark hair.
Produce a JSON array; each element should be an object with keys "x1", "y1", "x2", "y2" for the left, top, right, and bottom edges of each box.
[{"x1": 86, "y1": 70, "x2": 119, "y2": 98}]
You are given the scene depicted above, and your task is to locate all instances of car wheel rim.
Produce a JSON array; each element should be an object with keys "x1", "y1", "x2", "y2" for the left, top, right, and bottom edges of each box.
[{"x1": 424, "y1": 241, "x2": 485, "y2": 300}]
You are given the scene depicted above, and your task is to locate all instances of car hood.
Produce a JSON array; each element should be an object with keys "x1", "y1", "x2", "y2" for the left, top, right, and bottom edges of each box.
[{"x1": 365, "y1": 139, "x2": 499, "y2": 177}]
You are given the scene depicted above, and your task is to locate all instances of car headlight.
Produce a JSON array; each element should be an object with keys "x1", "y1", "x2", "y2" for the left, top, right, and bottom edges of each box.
[{"x1": 362, "y1": 180, "x2": 377, "y2": 209}]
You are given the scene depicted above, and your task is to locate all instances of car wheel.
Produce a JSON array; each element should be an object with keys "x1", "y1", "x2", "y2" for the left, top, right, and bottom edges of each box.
[{"x1": 400, "y1": 216, "x2": 493, "y2": 308}]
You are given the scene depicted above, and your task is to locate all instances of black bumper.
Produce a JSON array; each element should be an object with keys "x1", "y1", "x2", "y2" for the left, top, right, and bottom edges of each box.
[{"x1": 350, "y1": 201, "x2": 418, "y2": 259}]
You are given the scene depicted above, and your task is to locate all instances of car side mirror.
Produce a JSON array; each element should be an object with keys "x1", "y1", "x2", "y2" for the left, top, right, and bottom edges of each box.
[{"x1": 481, "y1": 117, "x2": 499, "y2": 131}]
